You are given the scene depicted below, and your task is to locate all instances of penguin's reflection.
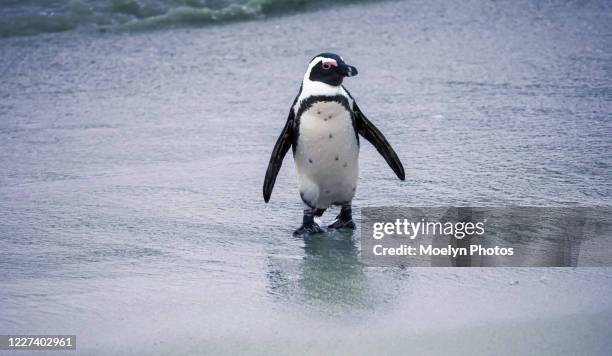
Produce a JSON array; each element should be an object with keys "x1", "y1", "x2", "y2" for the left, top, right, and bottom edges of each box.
[
  {"x1": 266, "y1": 229, "x2": 367, "y2": 310},
  {"x1": 298, "y1": 230, "x2": 366, "y2": 307}
]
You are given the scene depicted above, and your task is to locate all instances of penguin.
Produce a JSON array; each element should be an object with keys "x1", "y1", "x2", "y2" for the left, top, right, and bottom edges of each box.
[{"x1": 263, "y1": 53, "x2": 405, "y2": 236}]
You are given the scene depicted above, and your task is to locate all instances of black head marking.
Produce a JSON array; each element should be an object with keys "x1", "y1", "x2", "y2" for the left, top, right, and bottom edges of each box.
[{"x1": 308, "y1": 52, "x2": 358, "y2": 86}]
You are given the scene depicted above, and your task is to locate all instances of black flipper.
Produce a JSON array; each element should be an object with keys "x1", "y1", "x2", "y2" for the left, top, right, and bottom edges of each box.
[
  {"x1": 263, "y1": 110, "x2": 294, "y2": 203},
  {"x1": 353, "y1": 101, "x2": 405, "y2": 180}
]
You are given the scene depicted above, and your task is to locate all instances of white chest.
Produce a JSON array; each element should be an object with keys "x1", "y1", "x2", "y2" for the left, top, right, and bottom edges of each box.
[
  {"x1": 294, "y1": 100, "x2": 359, "y2": 207},
  {"x1": 297, "y1": 101, "x2": 356, "y2": 148}
]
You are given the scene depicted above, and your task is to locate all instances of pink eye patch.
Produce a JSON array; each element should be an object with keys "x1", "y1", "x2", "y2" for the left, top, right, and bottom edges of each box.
[{"x1": 322, "y1": 59, "x2": 338, "y2": 67}]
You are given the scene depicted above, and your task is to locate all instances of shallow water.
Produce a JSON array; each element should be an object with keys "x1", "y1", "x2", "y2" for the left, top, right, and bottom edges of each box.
[{"x1": 1, "y1": 0, "x2": 612, "y2": 354}]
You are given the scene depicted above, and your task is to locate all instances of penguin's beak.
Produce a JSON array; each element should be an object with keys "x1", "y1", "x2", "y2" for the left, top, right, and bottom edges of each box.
[{"x1": 338, "y1": 63, "x2": 358, "y2": 77}]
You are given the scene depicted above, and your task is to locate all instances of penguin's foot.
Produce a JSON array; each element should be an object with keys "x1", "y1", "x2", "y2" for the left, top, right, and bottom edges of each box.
[
  {"x1": 328, "y1": 216, "x2": 356, "y2": 230},
  {"x1": 293, "y1": 222, "x2": 324, "y2": 237},
  {"x1": 328, "y1": 203, "x2": 355, "y2": 230}
]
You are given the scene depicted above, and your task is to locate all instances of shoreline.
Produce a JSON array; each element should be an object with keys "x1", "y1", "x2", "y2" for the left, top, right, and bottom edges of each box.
[{"x1": 0, "y1": 0, "x2": 383, "y2": 40}]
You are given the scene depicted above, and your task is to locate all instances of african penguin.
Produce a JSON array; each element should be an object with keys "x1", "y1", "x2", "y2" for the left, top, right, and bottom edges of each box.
[{"x1": 264, "y1": 53, "x2": 405, "y2": 236}]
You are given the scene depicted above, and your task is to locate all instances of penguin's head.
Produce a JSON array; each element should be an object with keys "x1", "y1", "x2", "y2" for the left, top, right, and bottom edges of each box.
[{"x1": 305, "y1": 53, "x2": 358, "y2": 86}]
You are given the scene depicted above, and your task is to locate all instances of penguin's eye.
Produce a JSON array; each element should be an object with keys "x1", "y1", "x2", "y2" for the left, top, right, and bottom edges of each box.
[{"x1": 320, "y1": 59, "x2": 337, "y2": 70}]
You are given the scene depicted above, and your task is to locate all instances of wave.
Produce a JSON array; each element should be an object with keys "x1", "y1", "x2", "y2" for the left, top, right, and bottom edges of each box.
[{"x1": 0, "y1": 0, "x2": 370, "y2": 38}]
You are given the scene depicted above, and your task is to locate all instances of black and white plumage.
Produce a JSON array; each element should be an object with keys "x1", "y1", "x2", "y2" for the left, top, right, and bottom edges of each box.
[{"x1": 263, "y1": 53, "x2": 405, "y2": 236}]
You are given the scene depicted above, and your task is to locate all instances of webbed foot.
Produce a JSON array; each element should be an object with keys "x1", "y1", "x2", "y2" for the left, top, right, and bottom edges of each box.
[
  {"x1": 293, "y1": 222, "x2": 324, "y2": 236},
  {"x1": 327, "y1": 203, "x2": 356, "y2": 230},
  {"x1": 294, "y1": 207, "x2": 324, "y2": 237},
  {"x1": 328, "y1": 217, "x2": 356, "y2": 230}
]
